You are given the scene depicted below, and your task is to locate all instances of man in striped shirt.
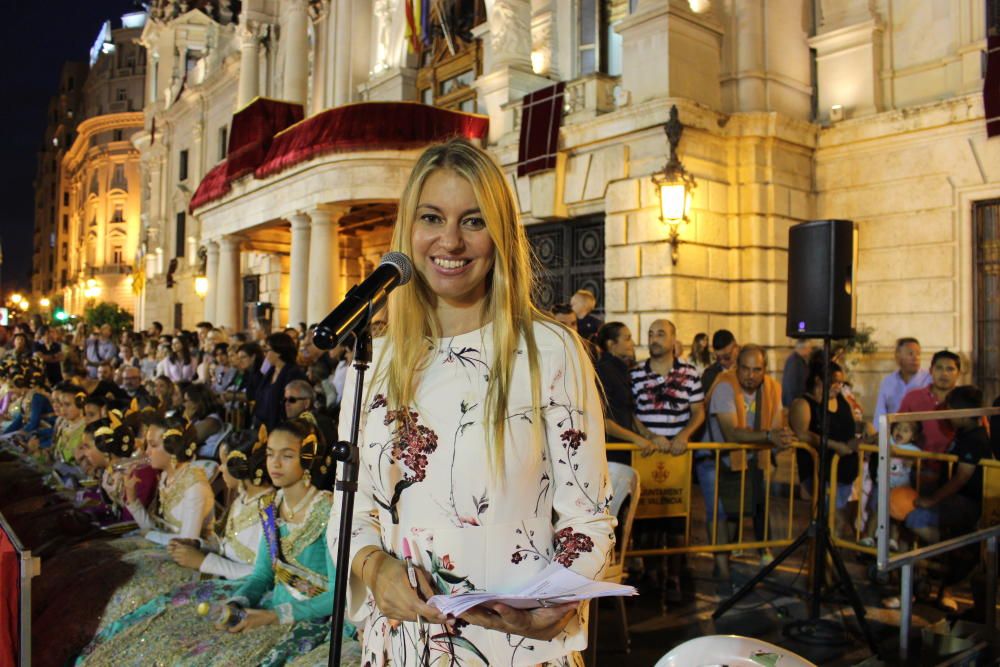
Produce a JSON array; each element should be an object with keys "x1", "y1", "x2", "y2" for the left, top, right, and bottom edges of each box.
[{"x1": 629, "y1": 318, "x2": 705, "y2": 603}]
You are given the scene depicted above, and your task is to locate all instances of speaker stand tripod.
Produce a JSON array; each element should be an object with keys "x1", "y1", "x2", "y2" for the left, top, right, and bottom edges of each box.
[{"x1": 712, "y1": 338, "x2": 880, "y2": 657}]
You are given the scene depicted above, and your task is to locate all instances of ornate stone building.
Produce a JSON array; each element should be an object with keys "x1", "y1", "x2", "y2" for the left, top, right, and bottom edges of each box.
[
  {"x1": 48, "y1": 14, "x2": 148, "y2": 316},
  {"x1": 132, "y1": 0, "x2": 1000, "y2": 409}
]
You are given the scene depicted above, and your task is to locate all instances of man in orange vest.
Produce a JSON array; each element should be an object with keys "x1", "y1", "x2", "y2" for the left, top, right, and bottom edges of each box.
[{"x1": 698, "y1": 344, "x2": 795, "y2": 587}]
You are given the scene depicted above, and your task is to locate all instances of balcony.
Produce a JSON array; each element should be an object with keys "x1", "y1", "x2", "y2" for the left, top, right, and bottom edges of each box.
[
  {"x1": 89, "y1": 264, "x2": 133, "y2": 277},
  {"x1": 509, "y1": 73, "x2": 621, "y2": 135}
]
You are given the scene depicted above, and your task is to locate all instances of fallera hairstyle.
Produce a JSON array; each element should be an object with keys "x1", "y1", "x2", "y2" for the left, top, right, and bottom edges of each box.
[
  {"x1": 596, "y1": 322, "x2": 627, "y2": 353},
  {"x1": 93, "y1": 412, "x2": 139, "y2": 458},
  {"x1": 225, "y1": 427, "x2": 271, "y2": 486},
  {"x1": 160, "y1": 417, "x2": 198, "y2": 462},
  {"x1": 931, "y1": 349, "x2": 961, "y2": 371},
  {"x1": 711, "y1": 329, "x2": 736, "y2": 351},
  {"x1": 381, "y1": 138, "x2": 589, "y2": 479},
  {"x1": 945, "y1": 385, "x2": 982, "y2": 411},
  {"x1": 271, "y1": 418, "x2": 335, "y2": 491}
]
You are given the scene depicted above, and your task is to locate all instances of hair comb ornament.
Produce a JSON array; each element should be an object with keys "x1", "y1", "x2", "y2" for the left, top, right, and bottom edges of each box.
[
  {"x1": 300, "y1": 433, "x2": 318, "y2": 463},
  {"x1": 163, "y1": 428, "x2": 184, "y2": 440},
  {"x1": 228, "y1": 451, "x2": 248, "y2": 462}
]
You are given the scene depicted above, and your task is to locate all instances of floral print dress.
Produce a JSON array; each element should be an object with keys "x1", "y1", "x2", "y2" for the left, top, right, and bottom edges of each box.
[{"x1": 334, "y1": 322, "x2": 616, "y2": 666}]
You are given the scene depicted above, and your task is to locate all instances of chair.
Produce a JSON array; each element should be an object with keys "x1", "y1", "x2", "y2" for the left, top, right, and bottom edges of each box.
[
  {"x1": 653, "y1": 635, "x2": 816, "y2": 667},
  {"x1": 587, "y1": 462, "x2": 640, "y2": 665}
]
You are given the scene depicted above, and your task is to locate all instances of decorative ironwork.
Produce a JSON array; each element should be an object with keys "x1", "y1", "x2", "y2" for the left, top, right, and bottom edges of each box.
[{"x1": 526, "y1": 217, "x2": 605, "y2": 315}]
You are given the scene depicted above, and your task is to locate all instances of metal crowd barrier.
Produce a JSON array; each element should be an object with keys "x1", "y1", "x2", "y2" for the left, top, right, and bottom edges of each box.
[
  {"x1": 823, "y1": 407, "x2": 1000, "y2": 660},
  {"x1": 0, "y1": 510, "x2": 40, "y2": 667},
  {"x1": 606, "y1": 441, "x2": 818, "y2": 557}
]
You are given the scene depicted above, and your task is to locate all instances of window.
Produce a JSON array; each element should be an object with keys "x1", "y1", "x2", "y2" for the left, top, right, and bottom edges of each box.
[
  {"x1": 63, "y1": 191, "x2": 69, "y2": 206},
  {"x1": 174, "y1": 302, "x2": 183, "y2": 331},
  {"x1": 179, "y1": 149, "x2": 189, "y2": 181},
  {"x1": 974, "y1": 198, "x2": 1000, "y2": 400},
  {"x1": 990, "y1": 0, "x2": 1000, "y2": 36},
  {"x1": 112, "y1": 246, "x2": 123, "y2": 264},
  {"x1": 113, "y1": 129, "x2": 123, "y2": 141},
  {"x1": 61, "y1": 269, "x2": 67, "y2": 287},
  {"x1": 62, "y1": 243, "x2": 68, "y2": 260},
  {"x1": 415, "y1": 1, "x2": 485, "y2": 112},
  {"x1": 577, "y1": 0, "x2": 626, "y2": 76},
  {"x1": 89, "y1": 170, "x2": 100, "y2": 196},
  {"x1": 116, "y1": 88, "x2": 127, "y2": 102},
  {"x1": 111, "y1": 204, "x2": 125, "y2": 223},
  {"x1": 49, "y1": 232, "x2": 56, "y2": 248},
  {"x1": 110, "y1": 163, "x2": 128, "y2": 191},
  {"x1": 218, "y1": 126, "x2": 228, "y2": 161},
  {"x1": 62, "y1": 215, "x2": 68, "y2": 232},
  {"x1": 175, "y1": 212, "x2": 186, "y2": 259}
]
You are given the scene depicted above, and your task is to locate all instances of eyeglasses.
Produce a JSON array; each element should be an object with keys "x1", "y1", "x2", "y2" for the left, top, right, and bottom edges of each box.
[{"x1": 283, "y1": 396, "x2": 308, "y2": 404}]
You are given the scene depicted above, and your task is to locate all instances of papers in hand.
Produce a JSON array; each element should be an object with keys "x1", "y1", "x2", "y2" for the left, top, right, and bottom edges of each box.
[{"x1": 427, "y1": 563, "x2": 637, "y2": 617}]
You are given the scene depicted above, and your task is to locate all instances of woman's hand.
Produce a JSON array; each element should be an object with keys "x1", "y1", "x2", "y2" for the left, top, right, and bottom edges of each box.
[
  {"x1": 460, "y1": 601, "x2": 578, "y2": 641},
  {"x1": 167, "y1": 540, "x2": 207, "y2": 569},
  {"x1": 123, "y1": 471, "x2": 139, "y2": 503},
  {"x1": 228, "y1": 608, "x2": 278, "y2": 633},
  {"x1": 367, "y1": 553, "x2": 448, "y2": 624}
]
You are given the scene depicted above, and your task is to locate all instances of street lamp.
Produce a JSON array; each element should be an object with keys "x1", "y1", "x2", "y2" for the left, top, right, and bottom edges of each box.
[
  {"x1": 194, "y1": 275, "x2": 209, "y2": 298},
  {"x1": 18, "y1": 300, "x2": 29, "y2": 311},
  {"x1": 10, "y1": 293, "x2": 22, "y2": 305},
  {"x1": 84, "y1": 278, "x2": 102, "y2": 299},
  {"x1": 39, "y1": 297, "x2": 51, "y2": 309},
  {"x1": 652, "y1": 105, "x2": 697, "y2": 265}
]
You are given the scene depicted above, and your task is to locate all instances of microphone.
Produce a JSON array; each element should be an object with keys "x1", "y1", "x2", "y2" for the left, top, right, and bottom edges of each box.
[{"x1": 311, "y1": 252, "x2": 413, "y2": 350}]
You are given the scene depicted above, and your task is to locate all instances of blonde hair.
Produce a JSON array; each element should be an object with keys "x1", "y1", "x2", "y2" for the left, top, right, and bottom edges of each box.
[{"x1": 379, "y1": 139, "x2": 549, "y2": 477}]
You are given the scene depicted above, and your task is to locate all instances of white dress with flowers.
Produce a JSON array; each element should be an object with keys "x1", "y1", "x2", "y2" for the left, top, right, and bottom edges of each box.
[{"x1": 331, "y1": 321, "x2": 616, "y2": 666}]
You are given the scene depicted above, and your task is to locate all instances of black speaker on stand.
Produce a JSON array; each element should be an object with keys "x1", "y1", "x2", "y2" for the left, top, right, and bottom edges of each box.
[{"x1": 714, "y1": 220, "x2": 879, "y2": 656}]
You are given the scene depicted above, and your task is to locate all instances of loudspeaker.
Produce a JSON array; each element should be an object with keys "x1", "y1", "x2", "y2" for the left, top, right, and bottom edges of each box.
[{"x1": 786, "y1": 219, "x2": 857, "y2": 339}]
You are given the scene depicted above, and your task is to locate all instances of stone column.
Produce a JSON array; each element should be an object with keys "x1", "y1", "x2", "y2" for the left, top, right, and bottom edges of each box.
[
  {"x1": 306, "y1": 207, "x2": 342, "y2": 325},
  {"x1": 283, "y1": 0, "x2": 310, "y2": 105},
  {"x1": 473, "y1": 0, "x2": 550, "y2": 144},
  {"x1": 204, "y1": 240, "x2": 220, "y2": 323},
  {"x1": 617, "y1": 0, "x2": 723, "y2": 108},
  {"x1": 333, "y1": 0, "x2": 353, "y2": 106},
  {"x1": 216, "y1": 235, "x2": 243, "y2": 330},
  {"x1": 288, "y1": 212, "x2": 311, "y2": 326},
  {"x1": 237, "y1": 22, "x2": 261, "y2": 108},
  {"x1": 310, "y1": 4, "x2": 331, "y2": 114}
]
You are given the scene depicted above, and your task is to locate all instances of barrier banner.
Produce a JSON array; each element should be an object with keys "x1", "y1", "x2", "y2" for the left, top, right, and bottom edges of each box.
[
  {"x1": 631, "y1": 451, "x2": 691, "y2": 519},
  {"x1": 0, "y1": 527, "x2": 17, "y2": 667}
]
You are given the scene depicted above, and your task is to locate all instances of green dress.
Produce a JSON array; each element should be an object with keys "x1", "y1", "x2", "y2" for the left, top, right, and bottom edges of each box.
[{"x1": 78, "y1": 490, "x2": 360, "y2": 667}]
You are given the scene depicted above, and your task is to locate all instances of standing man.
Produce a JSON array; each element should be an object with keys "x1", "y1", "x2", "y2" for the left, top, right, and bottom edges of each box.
[
  {"x1": 85, "y1": 324, "x2": 118, "y2": 379},
  {"x1": 570, "y1": 289, "x2": 603, "y2": 341},
  {"x1": 781, "y1": 339, "x2": 815, "y2": 409},
  {"x1": 34, "y1": 325, "x2": 63, "y2": 386},
  {"x1": 631, "y1": 318, "x2": 705, "y2": 602},
  {"x1": 874, "y1": 337, "x2": 931, "y2": 428},
  {"x1": 701, "y1": 329, "x2": 739, "y2": 395},
  {"x1": 700, "y1": 345, "x2": 794, "y2": 582}
]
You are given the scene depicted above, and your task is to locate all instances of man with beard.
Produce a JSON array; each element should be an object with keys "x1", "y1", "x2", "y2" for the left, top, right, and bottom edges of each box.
[
  {"x1": 630, "y1": 318, "x2": 705, "y2": 603},
  {"x1": 701, "y1": 345, "x2": 794, "y2": 584}
]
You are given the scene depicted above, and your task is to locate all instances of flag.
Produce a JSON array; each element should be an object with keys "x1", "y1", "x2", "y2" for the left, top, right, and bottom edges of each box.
[
  {"x1": 421, "y1": 0, "x2": 432, "y2": 48},
  {"x1": 405, "y1": 0, "x2": 423, "y2": 53}
]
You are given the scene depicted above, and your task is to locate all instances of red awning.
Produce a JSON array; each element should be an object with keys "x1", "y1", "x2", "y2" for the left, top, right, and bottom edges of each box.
[
  {"x1": 189, "y1": 97, "x2": 305, "y2": 211},
  {"x1": 190, "y1": 102, "x2": 488, "y2": 211}
]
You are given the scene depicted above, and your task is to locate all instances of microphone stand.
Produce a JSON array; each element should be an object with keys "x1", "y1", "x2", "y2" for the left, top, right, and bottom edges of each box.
[{"x1": 327, "y1": 310, "x2": 373, "y2": 667}]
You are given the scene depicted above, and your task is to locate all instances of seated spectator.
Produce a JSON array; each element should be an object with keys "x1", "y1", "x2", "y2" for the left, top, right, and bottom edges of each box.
[
  {"x1": 874, "y1": 337, "x2": 931, "y2": 429},
  {"x1": 154, "y1": 375, "x2": 180, "y2": 416},
  {"x1": 34, "y1": 325, "x2": 64, "y2": 385},
  {"x1": 253, "y1": 332, "x2": 307, "y2": 431},
  {"x1": 162, "y1": 336, "x2": 196, "y2": 383},
  {"x1": 781, "y1": 339, "x2": 815, "y2": 410},
  {"x1": 283, "y1": 379, "x2": 336, "y2": 447},
  {"x1": 120, "y1": 365, "x2": 156, "y2": 410},
  {"x1": 209, "y1": 343, "x2": 238, "y2": 395},
  {"x1": 181, "y1": 383, "x2": 226, "y2": 459},
  {"x1": 139, "y1": 339, "x2": 159, "y2": 380}
]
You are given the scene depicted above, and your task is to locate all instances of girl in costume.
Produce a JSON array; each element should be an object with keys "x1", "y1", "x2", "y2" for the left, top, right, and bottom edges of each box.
[
  {"x1": 340, "y1": 140, "x2": 615, "y2": 666},
  {"x1": 165, "y1": 426, "x2": 275, "y2": 579},
  {"x1": 1, "y1": 368, "x2": 54, "y2": 446},
  {"x1": 42, "y1": 383, "x2": 88, "y2": 463},
  {"x1": 79, "y1": 418, "x2": 361, "y2": 667}
]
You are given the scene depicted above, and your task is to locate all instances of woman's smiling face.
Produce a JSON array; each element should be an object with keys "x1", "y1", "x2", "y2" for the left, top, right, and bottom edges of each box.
[{"x1": 410, "y1": 168, "x2": 495, "y2": 308}]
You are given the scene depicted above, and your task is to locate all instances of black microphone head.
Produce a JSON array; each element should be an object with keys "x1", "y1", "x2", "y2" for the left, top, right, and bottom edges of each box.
[{"x1": 380, "y1": 252, "x2": 413, "y2": 286}]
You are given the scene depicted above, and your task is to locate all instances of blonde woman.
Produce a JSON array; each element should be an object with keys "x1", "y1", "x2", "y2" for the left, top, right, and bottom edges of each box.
[{"x1": 336, "y1": 139, "x2": 615, "y2": 666}]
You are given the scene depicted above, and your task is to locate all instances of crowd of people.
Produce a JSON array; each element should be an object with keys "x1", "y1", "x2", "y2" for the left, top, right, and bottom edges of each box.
[{"x1": 1, "y1": 138, "x2": 997, "y2": 667}]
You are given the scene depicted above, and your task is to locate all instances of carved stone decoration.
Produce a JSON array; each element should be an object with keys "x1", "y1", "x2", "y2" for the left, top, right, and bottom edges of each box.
[
  {"x1": 373, "y1": 0, "x2": 394, "y2": 74},
  {"x1": 489, "y1": 0, "x2": 532, "y2": 68}
]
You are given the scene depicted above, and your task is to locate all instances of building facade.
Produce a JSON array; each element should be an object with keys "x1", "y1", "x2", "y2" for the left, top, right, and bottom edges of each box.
[
  {"x1": 130, "y1": 0, "x2": 1000, "y2": 412},
  {"x1": 40, "y1": 14, "x2": 149, "y2": 318},
  {"x1": 32, "y1": 62, "x2": 88, "y2": 303}
]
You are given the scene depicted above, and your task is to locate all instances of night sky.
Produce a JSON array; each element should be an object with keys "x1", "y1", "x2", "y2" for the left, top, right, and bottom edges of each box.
[{"x1": 0, "y1": 0, "x2": 143, "y2": 293}]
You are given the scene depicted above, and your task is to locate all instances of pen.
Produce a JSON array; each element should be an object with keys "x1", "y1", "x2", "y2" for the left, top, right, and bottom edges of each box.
[{"x1": 402, "y1": 537, "x2": 419, "y2": 590}]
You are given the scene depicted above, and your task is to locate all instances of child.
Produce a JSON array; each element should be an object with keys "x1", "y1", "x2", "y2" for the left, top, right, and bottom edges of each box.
[{"x1": 862, "y1": 420, "x2": 922, "y2": 550}]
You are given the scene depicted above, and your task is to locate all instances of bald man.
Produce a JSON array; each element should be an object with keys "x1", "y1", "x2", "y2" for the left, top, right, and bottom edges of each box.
[{"x1": 630, "y1": 318, "x2": 705, "y2": 602}]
